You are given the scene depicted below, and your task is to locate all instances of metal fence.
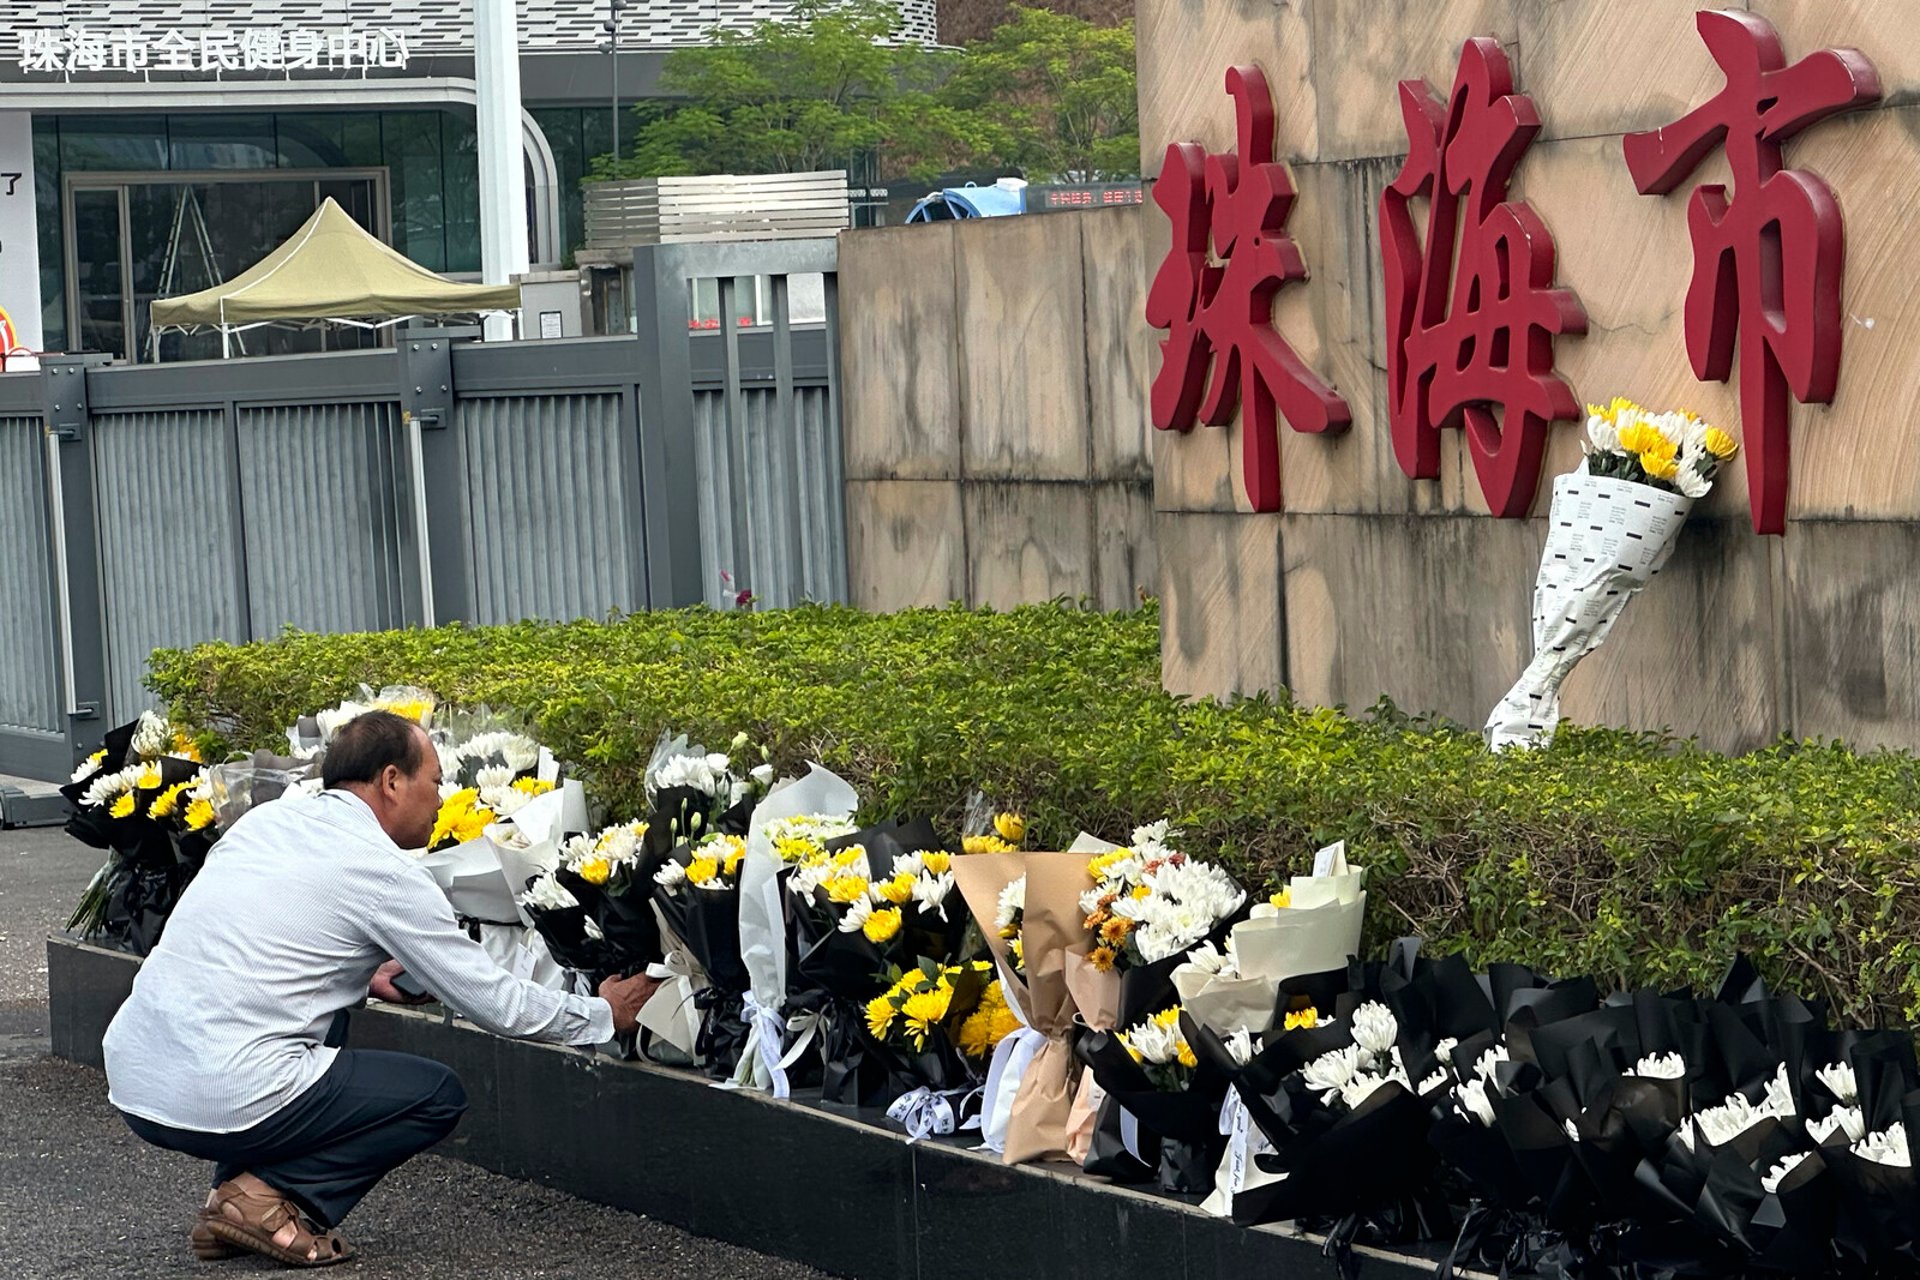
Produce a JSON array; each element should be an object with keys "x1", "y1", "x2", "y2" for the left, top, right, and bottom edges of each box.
[{"x1": 0, "y1": 238, "x2": 848, "y2": 782}]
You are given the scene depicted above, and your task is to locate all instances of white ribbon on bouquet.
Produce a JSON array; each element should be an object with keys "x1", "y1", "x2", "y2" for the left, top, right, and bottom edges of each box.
[
  {"x1": 638, "y1": 945, "x2": 706, "y2": 1061},
  {"x1": 967, "y1": 961, "x2": 1044, "y2": 1153},
  {"x1": 1201, "y1": 1087, "x2": 1285, "y2": 1218},
  {"x1": 886, "y1": 1087, "x2": 979, "y2": 1142},
  {"x1": 719, "y1": 993, "x2": 825, "y2": 1100}
]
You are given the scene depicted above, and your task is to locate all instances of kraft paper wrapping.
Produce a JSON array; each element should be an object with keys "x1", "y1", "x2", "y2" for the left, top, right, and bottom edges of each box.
[
  {"x1": 1486, "y1": 469, "x2": 1692, "y2": 749},
  {"x1": 954, "y1": 850, "x2": 1095, "y2": 1165}
]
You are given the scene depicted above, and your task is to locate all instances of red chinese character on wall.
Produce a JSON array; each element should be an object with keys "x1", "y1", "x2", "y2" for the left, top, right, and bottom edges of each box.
[
  {"x1": 1380, "y1": 38, "x2": 1588, "y2": 518},
  {"x1": 1145, "y1": 66, "x2": 1351, "y2": 512},
  {"x1": 1624, "y1": 10, "x2": 1880, "y2": 535}
]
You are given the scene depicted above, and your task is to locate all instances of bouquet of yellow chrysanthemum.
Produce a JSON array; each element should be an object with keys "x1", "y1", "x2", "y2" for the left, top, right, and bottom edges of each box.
[
  {"x1": 516, "y1": 819, "x2": 652, "y2": 977},
  {"x1": 864, "y1": 959, "x2": 994, "y2": 1091},
  {"x1": 1486, "y1": 398, "x2": 1738, "y2": 750},
  {"x1": 63, "y1": 711, "x2": 218, "y2": 954}
]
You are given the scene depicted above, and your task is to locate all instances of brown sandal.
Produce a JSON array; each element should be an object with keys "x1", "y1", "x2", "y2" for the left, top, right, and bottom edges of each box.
[
  {"x1": 190, "y1": 1211, "x2": 244, "y2": 1260},
  {"x1": 204, "y1": 1178, "x2": 355, "y2": 1268}
]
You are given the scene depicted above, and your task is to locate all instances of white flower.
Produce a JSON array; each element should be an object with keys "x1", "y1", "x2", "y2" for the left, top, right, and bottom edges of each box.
[
  {"x1": 750, "y1": 763, "x2": 775, "y2": 787},
  {"x1": 1225, "y1": 1027, "x2": 1256, "y2": 1067},
  {"x1": 1475, "y1": 1045, "x2": 1511, "y2": 1092},
  {"x1": 1118, "y1": 857, "x2": 1246, "y2": 964},
  {"x1": 1350, "y1": 1002, "x2": 1398, "y2": 1061},
  {"x1": 654, "y1": 861, "x2": 688, "y2": 889},
  {"x1": 1303, "y1": 1045, "x2": 1363, "y2": 1100},
  {"x1": 316, "y1": 700, "x2": 373, "y2": 743},
  {"x1": 1434, "y1": 1036, "x2": 1459, "y2": 1061},
  {"x1": 837, "y1": 896, "x2": 876, "y2": 935},
  {"x1": 1762, "y1": 1064, "x2": 1797, "y2": 1120},
  {"x1": 1418, "y1": 1067, "x2": 1452, "y2": 1096},
  {"x1": 1762, "y1": 1151, "x2": 1812, "y2": 1193},
  {"x1": 80, "y1": 763, "x2": 145, "y2": 809},
  {"x1": 910, "y1": 871, "x2": 955, "y2": 919},
  {"x1": 1854, "y1": 1123, "x2": 1911, "y2": 1168},
  {"x1": 1684, "y1": 1090, "x2": 1785, "y2": 1151},
  {"x1": 583, "y1": 915, "x2": 605, "y2": 941},
  {"x1": 518, "y1": 870, "x2": 579, "y2": 912},
  {"x1": 1339, "y1": 1072, "x2": 1394, "y2": 1111},
  {"x1": 1183, "y1": 941, "x2": 1239, "y2": 980},
  {"x1": 1675, "y1": 460, "x2": 1711, "y2": 499},
  {"x1": 1122, "y1": 1014, "x2": 1182, "y2": 1066},
  {"x1": 1455, "y1": 1078, "x2": 1497, "y2": 1127},
  {"x1": 1628, "y1": 1052, "x2": 1687, "y2": 1080},
  {"x1": 1808, "y1": 1106, "x2": 1866, "y2": 1145},
  {"x1": 1563, "y1": 1118, "x2": 1582, "y2": 1143},
  {"x1": 131, "y1": 709, "x2": 174, "y2": 760},
  {"x1": 995, "y1": 876, "x2": 1025, "y2": 933},
  {"x1": 1816, "y1": 1062, "x2": 1858, "y2": 1105},
  {"x1": 1130, "y1": 819, "x2": 1176, "y2": 857},
  {"x1": 455, "y1": 731, "x2": 541, "y2": 776},
  {"x1": 1587, "y1": 411, "x2": 1619, "y2": 454},
  {"x1": 729, "y1": 731, "x2": 750, "y2": 752},
  {"x1": 648, "y1": 750, "x2": 735, "y2": 797},
  {"x1": 474, "y1": 764, "x2": 515, "y2": 791}
]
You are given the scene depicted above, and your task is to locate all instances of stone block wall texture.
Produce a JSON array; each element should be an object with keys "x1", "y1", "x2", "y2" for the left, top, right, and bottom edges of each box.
[
  {"x1": 1137, "y1": 0, "x2": 1920, "y2": 753},
  {"x1": 839, "y1": 209, "x2": 1158, "y2": 616}
]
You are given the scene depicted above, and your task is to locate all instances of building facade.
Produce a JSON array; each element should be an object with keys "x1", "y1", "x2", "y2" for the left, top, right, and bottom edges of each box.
[{"x1": 5, "y1": 0, "x2": 936, "y2": 361}]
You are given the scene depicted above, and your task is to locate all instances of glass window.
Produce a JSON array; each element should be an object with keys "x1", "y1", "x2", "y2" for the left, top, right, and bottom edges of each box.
[
  {"x1": 34, "y1": 118, "x2": 64, "y2": 352},
  {"x1": 531, "y1": 107, "x2": 588, "y2": 262},
  {"x1": 382, "y1": 111, "x2": 446, "y2": 272},
  {"x1": 274, "y1": 113, "x2": 384, "y2": 170},
  {"x1": 59, "y1": 116, "x2": 168, "y2": 171},
  {"x1": 70, "y1": 188, "x2": 125, "y2": 358},
  {"x1": 168, "y1": 115, "x2": 275, "y2": 170},
  {"x1": 441, "y1": 111, "x2": 481, "y2": 275}
]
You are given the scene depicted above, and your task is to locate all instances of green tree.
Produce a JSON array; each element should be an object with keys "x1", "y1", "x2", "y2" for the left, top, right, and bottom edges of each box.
[
  {"x1": 938, "y1": 6, "x2": 1139, "y2": 182},
  {"x1": 590, "y1": 0, "x2": 967, "y2": 181},
  {"x1": 586, "y1": 3, "x2": 1138, "y2": 186}
]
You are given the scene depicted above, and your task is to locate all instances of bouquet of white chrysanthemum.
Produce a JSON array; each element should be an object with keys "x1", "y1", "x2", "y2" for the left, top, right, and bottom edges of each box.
[
  {"x1": 649, "y1": 831, "x2": 754, "y2": 1075},
  {"x1": 644, "y1": 730, "x2": 775, "y2": 853},
  {"x1": 514, "y1": 818, "x2": 653, "y2": 979},
  {"x1": 283, "y1": 684, "x2": 437, "y2": 759},
  {"x1": 1486, "y1": 398, "x2": 1739, "y2": 750},
  {"x1": 1074, "y1": 1005, "x2": 1231, "y2": 1195},
  {"x1": 1078, "y1": 821, "x2": 1247, "y2": 1025}
]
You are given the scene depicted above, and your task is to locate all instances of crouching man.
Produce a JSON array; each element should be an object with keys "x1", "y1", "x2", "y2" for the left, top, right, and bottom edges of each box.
[{"x1": 103, "y1": 710, "x2": 656, "y2": 1267}]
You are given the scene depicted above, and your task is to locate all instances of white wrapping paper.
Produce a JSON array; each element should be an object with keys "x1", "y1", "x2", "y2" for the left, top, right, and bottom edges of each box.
[
  {"x1": 1486, "y1": 468, "x2": 1692, "y2": 750},
  {"x1": 730, "y1": 764, "x2": 859, "y2": 1095}
]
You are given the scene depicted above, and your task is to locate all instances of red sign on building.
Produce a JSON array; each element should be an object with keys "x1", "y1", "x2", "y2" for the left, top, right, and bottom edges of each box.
[
  {"x1": 1144, "y1": 65, "x2": 1351, "y2": 513},
  {"x1": 1379, "y1": 38, "x2": 1587, "y2": 519},
  {"x1": 1624, "y1": 10, "x2": 1880, "y2": 535}
]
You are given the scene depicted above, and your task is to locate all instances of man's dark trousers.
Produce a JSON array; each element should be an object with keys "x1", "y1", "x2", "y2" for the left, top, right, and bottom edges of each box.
[{"x1": 121, "y1": 1049, "x2": 468, "y2": 1228}]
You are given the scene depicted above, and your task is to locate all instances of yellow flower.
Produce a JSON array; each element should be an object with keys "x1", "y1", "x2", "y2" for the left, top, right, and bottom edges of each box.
[
  {"x1": 1269, "y1": 887, "x2": 1292, "y2": 909},
  {"x1": 376, "y1": 697, "x2": 435, "y2": 724},
  {"x1": 1100, "y1": 916, "x2": 1134, "y2": 945},
  {"x1": 875, "y1": 872, "x2": 915, "y2": 905},
  {"x1": 961, "y1": 834, "x2": 1014, "y2": 856},
  {"x1": 1284, "y1": 1006, "x2": 1320, "y2": 1031},
  {"x1": 109, "y1": 792, "x2": 136, "y2": 819},
  {"x1": 1703, "y1": 426, "x2": 1738, "y2": 460},
  {"x1": 901, "y1": 988, "x2": 952, "y2": 1044},
  {"x1": 712, "y1": 835, "x2": 748, "y2": 877},
  {"x1": 578, "y1": 855, "x2": 614, "y2": 886},
  {"x1": 512, "y1": 777, "x2": 554, "y2": 797},
  {"x1": 137, "y1": 765, "x2": 163, "y2": 791},
  {"x1": 993, "y1": 812, "x2": 1026, "y2": 844},
  {"x1": 862, "y1": 907, "x2": 903, "y2": 944},
  {"x1": 958, "y1": 983, "x2": 1006, "y2": 1057},
  {"x1": 429, "y1": 788, "x2": 494, "y2": 849},
  {"x1": 148, "y1": 780, "x2": 193, "y2": 820},
  {"x1": 1176, "y1": 1040, "x2": 1198, "y2": 1070},
  {"x1": 1130, "y1": 884, "x2": 1152, "y2": 901},
  {"x1": 185, "y1": 798, "x2": 216, "y2": 831},
  {"x1": 1151, "y1": 1006, "x2": 1184, "y2": 1032},
  {"x1": 918, "y1": 851, "x2": 951, "y2": 875},
  {"x1": 774, "y1": 834, "x2": 826, "y2": 865},
  {"x1": 1009, "y1": 936, "x2": 1024, "y2": 969},
  {"x1": 866, "y1": 993, "x2": 897, "y2": 1039},
  {"x1": 168, "y1": 733, "x2": 203, "y2": 763},
  {"x1": 824, "y1": 874, "x2": 870, "y2": 904},
  {"x1": 685, "y1": 856, "x2": 719, "y2": 886},
  {"x1": 84, "y1": 749, "x2": 105, "y2": 769},
  {"x1": 1640, "y1": 450, "x2": 1679, "y2": 481},
  {"x1": 1090, "y1": 944, "x2": 1117, "y2": 972}
]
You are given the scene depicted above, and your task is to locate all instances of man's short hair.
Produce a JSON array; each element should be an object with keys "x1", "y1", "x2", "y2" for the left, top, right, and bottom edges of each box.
[{"x1": 321, "y1": 711, "x2": 432, "y2": 789}]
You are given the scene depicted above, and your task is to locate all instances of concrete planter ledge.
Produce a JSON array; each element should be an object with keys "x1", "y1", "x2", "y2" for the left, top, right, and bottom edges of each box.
[{"x1": 47, "y1": 934, "x2": 1461, "y2": 1280}]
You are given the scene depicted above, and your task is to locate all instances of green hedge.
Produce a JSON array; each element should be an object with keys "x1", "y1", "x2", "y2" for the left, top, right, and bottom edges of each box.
[{"x1": 147, "y1": 602, "x2": 1920, "y2": 1022}]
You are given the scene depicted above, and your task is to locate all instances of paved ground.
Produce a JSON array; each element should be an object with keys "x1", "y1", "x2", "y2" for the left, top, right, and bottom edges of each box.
[{"x1": 0, "y1": 826, "x2": 830, "y2": 1280}]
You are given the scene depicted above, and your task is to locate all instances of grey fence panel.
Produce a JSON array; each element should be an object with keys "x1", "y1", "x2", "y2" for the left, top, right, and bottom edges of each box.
[
  {"x1": 93, "y1": 410, "x2": 245, "y2": 722},
  {"x1": 460, "y1": 392, "x2": 643, "y2": 624},
  {"x1": 0, "y1": 416, "x2": 59, "y2": 733},
  {"x1": 693, "y1": 385, "x2": 841, "y2": 609},
  {"x1": 237, "y1": 402, "x2": 408, "y2": 636}
]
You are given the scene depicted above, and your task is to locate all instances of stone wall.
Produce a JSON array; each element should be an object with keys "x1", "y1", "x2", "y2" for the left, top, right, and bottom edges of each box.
[
  {"x1": 1140, "y1": 0, "x2": 1920, "y2": 753},
  {"x1": 838, "y1": 208, "x2": 1159, "y2": 613}
]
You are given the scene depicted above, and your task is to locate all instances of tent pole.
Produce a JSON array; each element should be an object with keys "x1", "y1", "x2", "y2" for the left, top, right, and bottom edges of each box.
[{"x1": 475, "y1": 0, "x2": 530, "y2": 342}]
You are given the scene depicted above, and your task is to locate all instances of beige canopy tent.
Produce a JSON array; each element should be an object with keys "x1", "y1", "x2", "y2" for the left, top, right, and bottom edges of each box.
[{"x1": 150, "y1": 198, "x2": 522, "y2": 349}]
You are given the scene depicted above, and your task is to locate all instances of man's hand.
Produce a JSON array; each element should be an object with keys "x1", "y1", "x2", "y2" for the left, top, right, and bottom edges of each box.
[
  {"x1": 598, "y1": 972, "x2": 662, "y2": 1036},
  {"x1": 369, "y1": 959, "x2": 432, "y2": 1005}
]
